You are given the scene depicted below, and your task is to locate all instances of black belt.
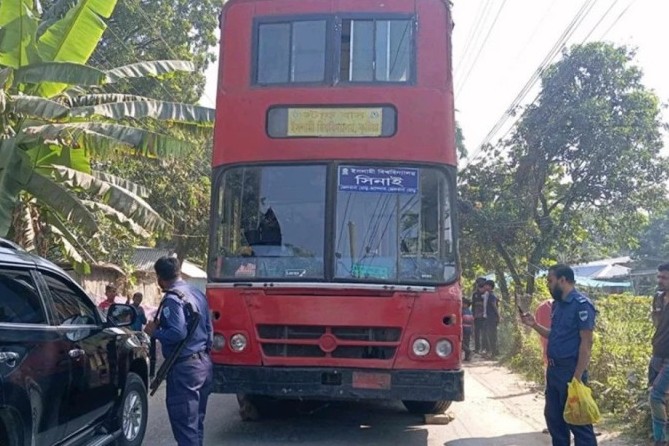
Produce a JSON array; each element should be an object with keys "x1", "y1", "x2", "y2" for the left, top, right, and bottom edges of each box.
[
  {"x1": 175, "y1": 351, "x2": 208, "y2": 364},
  {"x1": 547, "y1": 357, "x2": 577, "y2": 367}
]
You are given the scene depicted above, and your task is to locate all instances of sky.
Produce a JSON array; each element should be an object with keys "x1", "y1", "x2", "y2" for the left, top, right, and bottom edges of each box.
[{"x1": 200, "y1": 0, "x2": 669, "y2": 163}]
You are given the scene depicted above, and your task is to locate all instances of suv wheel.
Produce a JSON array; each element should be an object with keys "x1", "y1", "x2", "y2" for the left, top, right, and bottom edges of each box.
[{"x1": 114, "y1": 373, "x2": 148, "y2": 446}]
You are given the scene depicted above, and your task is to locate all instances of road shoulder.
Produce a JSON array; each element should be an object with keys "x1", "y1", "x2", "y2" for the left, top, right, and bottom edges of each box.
[{"x1": 463, "y1": 356, "x2": 635, "y2": 445}]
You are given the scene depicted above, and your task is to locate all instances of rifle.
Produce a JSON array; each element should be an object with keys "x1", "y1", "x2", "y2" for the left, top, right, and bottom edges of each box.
[
  {"x1": 149, "y1": 289, "x2": 201, "y2": 396},
  {"x1": 148, "y1": 300, "x2": 168, "y2": 380},
  {"x1": 149, "y1": 337, "x2": 157, "y2": 379}
]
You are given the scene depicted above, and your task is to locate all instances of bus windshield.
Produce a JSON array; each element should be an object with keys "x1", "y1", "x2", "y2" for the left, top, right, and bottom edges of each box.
[
  {"x1": 335, "y1": 166, "x2": 455, "y2": 283},
  {"x1": 213, "y1": 165, "x2": 327, "y2": 280},
  {"x1": 211, "y1": 164, "x2": 456, "y2": 284}
]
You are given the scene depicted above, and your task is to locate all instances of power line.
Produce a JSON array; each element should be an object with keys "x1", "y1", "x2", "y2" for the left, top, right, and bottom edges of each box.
[
  {"x1": 477, "y1": 0, "x2": 599, "y2": 148},
  {"x1": 599, "y1": 0, "x2": 638, "y2": 39},
  {"x1": 464, "y1": 0, "x2": 638, "y2": 171},
  {"x1": 469, "y1": 0, "x2": 635, "y2": 163},
  {"x1": 455, "y1": 0, "x2": 509, "y2": 98},
  {"x1": 507, "y1": 0, "x2": 561, "y2": 69},
  {"x1": 454, "y1": 0, "x2": 494, "y2": 81},
  {"x1": 579, "y1": 0, "x2": 621, "y2": 44},
  {"x1": 462, "y1": 0, "x2": 600, "y2": 169}
]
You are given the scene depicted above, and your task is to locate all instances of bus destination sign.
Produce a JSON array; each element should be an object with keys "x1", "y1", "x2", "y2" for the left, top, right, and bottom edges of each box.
[
  {"x1": 338, "y1": 166, "x2": 419, "y2": 194},
  {"x1": 287, "y1": 107, "x2": 383, "y2": 137}
]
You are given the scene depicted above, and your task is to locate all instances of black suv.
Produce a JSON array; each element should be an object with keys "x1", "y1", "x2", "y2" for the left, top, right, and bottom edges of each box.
[{"x1": 0, "y1": 239, "x2": 149, "y2": 446}]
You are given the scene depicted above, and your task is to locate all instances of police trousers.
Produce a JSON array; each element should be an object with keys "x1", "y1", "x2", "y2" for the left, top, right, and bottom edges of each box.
[
  {"x1": 166, "y1": 352, "x2": 214, "y2": 446},
  {"x1": 649, "y1": 356, "x2": 669, "y2": 442},
  {"x1": 545, "y1": 358, "x2": 597, "y2": 446}
]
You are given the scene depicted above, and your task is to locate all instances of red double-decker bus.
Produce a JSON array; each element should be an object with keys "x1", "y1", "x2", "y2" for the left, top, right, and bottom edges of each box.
[{"x1": 207, "y1": 0, "x2": 462, "y2": 417}]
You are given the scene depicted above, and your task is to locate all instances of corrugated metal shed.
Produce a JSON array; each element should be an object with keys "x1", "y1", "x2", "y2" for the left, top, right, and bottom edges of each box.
[{"x1": 130, "y1": 247, "x2": 206, "y2": 278}]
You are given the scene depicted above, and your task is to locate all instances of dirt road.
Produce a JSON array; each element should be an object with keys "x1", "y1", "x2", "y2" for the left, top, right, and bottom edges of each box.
[{"x1": 144, "y1": 358, "x2": 634, "y2": 445}]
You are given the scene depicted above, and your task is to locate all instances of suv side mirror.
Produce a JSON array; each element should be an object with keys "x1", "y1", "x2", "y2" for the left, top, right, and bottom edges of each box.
[{"x1": 107, "y1": 304, "x2": 137, "y2": 328}]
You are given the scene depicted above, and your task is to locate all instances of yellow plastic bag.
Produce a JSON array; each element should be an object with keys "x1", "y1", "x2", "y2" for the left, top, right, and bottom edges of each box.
[{"x1": 563, "y1": 378, "x2": 601, "y2": 425}]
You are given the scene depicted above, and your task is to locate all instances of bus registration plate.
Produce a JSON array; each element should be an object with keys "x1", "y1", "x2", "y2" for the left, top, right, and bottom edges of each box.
[{"x1": 352, "y1": 371, "x2": 391, "y2": 390}]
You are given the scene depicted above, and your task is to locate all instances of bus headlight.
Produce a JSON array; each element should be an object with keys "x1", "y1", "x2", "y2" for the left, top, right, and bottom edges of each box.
[
  {"x1": 212, "y1": 334, "x2": 226, "y2": 352},
  {"x1": 230, "y1": 334, "x2": 248, "y2": 352},
  {"x1": 412, "y1": 338, "x2": 430, "y2": 357},
  {"x1": 435, "y1": 339, "x2": 453, "y2": 358}
]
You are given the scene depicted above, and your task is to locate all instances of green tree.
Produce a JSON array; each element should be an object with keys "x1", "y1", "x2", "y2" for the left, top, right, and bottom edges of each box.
[
  {"x1": 39, "y1": 0, "x2": 220, "y2": 102},
  {"x1": 104, "y1": 140, "x2": 212, "y2": 266},
  {"x1": 0, "y1": 0, "x2": 214, "y2": 270},
  {"x1": 634, "y1": 208, "x2": 669, "y2": 263},
  {"x1": 461, "y1": 42, "x2": 667, "y2": 296},
  {"x1": 456, "y1": 122, "x2": 467, "y2": 160}
]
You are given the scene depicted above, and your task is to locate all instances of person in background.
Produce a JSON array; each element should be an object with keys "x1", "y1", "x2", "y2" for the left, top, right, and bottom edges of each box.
[
  {"x1": 648, "y1": 263, "x2": 669, "y2": 446},
  {"x1": 472, "y1": 277, "x2": 487, "y2": 354},
  {"x1": 98, "y1": 284, "x2": 121, "y2": 313},
  {"x1": 462, "y1": 297, "x2": 474, "y2": 362},
  {"x1": 535, "y1": 298, "x2": 553, "y2": 368},
  {"x1": 483, "y1": 279, "x2": 500, "y2": 358},
  {"x1": 129, "y1": 292, "x2": 148, "y2": 331},
  {"x1": 534, "y1": 297, "x2": 554, "y2": 435}
]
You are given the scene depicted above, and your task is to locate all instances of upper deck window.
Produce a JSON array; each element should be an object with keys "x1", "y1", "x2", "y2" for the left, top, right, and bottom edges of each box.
[
  {"x1": 341, "y1": 19, "x2": 413, "y2": 83},
  {"x1": 256, "y1": 20, "x2": 327, "y2": 84}
]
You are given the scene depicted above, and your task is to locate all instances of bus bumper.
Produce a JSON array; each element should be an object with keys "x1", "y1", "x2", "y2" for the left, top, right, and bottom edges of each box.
[{"x1": 212, "y1": 365, "x2": 464, "y2": 401}]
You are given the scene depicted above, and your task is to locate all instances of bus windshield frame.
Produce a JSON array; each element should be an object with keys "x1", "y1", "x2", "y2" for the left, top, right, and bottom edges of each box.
[{"x1": 210, "y1": 163, "x2": 457, "y2": 285}]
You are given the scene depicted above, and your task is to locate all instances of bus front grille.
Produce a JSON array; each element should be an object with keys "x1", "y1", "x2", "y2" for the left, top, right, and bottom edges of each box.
[{"x1": 257, "y1": 325, "x2": 401, "y2": 360}]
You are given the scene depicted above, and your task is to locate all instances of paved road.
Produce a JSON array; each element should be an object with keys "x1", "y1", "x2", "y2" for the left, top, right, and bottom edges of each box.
[{"x1": 144, "y1": 359, "x2": 628, "y2": 445}]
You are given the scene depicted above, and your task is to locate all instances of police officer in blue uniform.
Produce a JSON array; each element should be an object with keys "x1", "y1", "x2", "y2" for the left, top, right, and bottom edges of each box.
[
  {"x1": 521, "y1": 264, "x2": 597, "y2": 446},
  {"x1": 145, "y1": 256, "x2": 213, "y2": 446}
]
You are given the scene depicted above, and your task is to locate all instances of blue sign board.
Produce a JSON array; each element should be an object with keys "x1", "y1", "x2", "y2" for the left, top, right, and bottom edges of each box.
[{"x1": 338, "y1": 166, "x2": 419, "y2": 194}]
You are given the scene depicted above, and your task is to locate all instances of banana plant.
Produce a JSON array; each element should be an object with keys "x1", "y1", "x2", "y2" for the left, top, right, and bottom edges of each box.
[{"x1": 0, "y1": 0, "x2": 215, "y2": 272}]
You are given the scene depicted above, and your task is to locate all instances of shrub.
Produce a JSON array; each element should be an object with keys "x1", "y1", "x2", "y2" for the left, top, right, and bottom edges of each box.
[{"x1": 500, "y1": 293, "x2": 653, "y2": 437}]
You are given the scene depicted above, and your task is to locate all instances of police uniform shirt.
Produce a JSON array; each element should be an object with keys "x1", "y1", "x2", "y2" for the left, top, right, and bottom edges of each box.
[
  {"x1": 546, "y1": 289, "x2": 596, "y2": 360},
  {"x1": 155, "y1": 279, "x2": 213, "y2": 359}
]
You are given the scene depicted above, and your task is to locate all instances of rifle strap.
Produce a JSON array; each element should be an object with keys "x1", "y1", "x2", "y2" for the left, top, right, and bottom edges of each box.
[{"x1": 161, "y1": 288, "x2": 200, "y2": 329}]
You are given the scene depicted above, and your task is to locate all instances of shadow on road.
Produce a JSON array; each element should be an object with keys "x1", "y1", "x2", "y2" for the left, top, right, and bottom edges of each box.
[
  {"x1": 487, "y1": 390, "x2": 537, "y2": 400},
  {"x1": 444, "y1": 432, "x2": 549, "y2": 446},
  {"x1": 209, "y1": 399, "x2": 430, "y2": 445}
]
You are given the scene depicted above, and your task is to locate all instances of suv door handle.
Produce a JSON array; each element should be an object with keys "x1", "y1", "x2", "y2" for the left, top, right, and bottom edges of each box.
[{"x1": 69, "y1": 348, "x2": 86, "y2": 359}]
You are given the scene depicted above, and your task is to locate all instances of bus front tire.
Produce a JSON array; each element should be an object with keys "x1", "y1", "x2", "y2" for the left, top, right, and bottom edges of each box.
[
  {"x1": 402, "y1": 400, "x2": 452, "y2": 414},
  {"x1": 237, "y1": 394, "x2": 280, "y2": 421}
]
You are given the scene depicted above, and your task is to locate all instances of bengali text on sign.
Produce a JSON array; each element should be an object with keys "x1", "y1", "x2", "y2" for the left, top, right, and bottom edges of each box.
[{"x1": 287, "y1": 108, "x2": 383, "y2": 137}]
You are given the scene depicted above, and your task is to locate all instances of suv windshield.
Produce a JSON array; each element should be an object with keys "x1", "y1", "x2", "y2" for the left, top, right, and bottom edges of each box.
[{"x1": 211, "y1": 164, "x2": 456, "y2": 284}]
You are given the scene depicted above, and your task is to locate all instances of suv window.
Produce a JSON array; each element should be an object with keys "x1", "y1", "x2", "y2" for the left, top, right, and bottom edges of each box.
[
  {"x1": 42, "y1": 273, "x2": 98, "y2": 325},
  {"x1": 256, "y1": 19, "x2": 327, "y2": 84},
  {"x1": 0, "y1": 268, "x2": 46, "y2": 324}
]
